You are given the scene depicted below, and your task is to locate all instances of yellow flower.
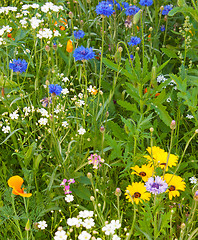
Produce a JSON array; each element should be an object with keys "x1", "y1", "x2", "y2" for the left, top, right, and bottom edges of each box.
[
  {"x1": 131, "y1": 164, "x2": 154, "y2": 182},
  {"x1": 125, "y1": 182, "x2": 151, "y2": 204},
  {"x1": 8, "y1": 176, "x2": 32, "y2": 198},
  {"x1": 164, "y1": 174, "x2": 186, "y2": 200},
  {"x1": 144, "y1": 146, "x2": 178, "y2": 171},
  {"x1": 66, "y1": 40, "x2": 73, "y2": 53}
]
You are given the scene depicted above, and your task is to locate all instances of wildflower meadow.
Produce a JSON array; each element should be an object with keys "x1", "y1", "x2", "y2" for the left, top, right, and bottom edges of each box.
[{"x1": 0, "y1": 0, "x2": 198, "y2": 239}]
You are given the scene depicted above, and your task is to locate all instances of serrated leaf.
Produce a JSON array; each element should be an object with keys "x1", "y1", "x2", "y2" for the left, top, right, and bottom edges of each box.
[
  {"x1": 117, "y1": 100, "x2": 140, "y2": 113},
  {"x1": 152, "y1": 103, "x2": 172, "y2": 126},
  {"x1": 107, "y1": 120, "x2": 127, "y2": 140},
  {"x1": 161, "y1": 48, "x2": 178, "y2": 58}
]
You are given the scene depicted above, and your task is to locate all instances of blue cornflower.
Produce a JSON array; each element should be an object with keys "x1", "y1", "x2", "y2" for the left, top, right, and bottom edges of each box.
[
  {"x1": 160, "y1": 25, "x2": 165, "y2": 32},
  {"x1": 145, "y1": 176, "x2": 168, "y2": 195},
  {"x1": 128, "y1": 36, "x2": 141, "y2": 46},
  {"x1": 122, "y1": 2, "x2": 129, "y2": 8},
  {"x1": 114, "y1": 0, "x2": 122, "y2": 10},
  {"x1": 49, "y1": 84, "x2": 62, "y2": 96},
  {"x1": 130, "y1": 54, "x2": 134, "y2": 59},
  {"x1": 125, "y1": 5, "x2": 140, "y2": 16},
  {"x1": 139, "y1": 0, "x2": 153, "y2": 7},
  {"x1": 74, "y1": 30, "x2": 85, "y2": 39},
  {"x1": 73, "y1": 46, "x2": 95, "y2": 61},
  {"x1": 9, "y1": 59, "x2": 28, "y2": 73},
  {"x1": 95, "y1": 1, "x2": 114, "y2": 17},
  {"x1": 162, "y1": 5, "x2": 173, "y2": 15}
]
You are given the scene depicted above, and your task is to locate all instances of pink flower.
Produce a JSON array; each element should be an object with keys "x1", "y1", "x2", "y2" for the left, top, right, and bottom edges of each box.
[{"x1": 64, "y1": 185, "x2": 72, "y2": 194}]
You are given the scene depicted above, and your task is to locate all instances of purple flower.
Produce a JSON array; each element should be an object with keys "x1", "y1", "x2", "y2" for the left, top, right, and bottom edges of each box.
[
  {"x1": 49, "y1": 84, "x2": 62, "y2": 96},
  {"x1": 40, "y1": 97, "x2": 52, "y2": 107},
  {"x1": 68, "y1": 178, "x2": 75, "y2": 184},
  {"x1": 9, "y1": 59, "x2": 28, "y2": 73},
  {"x1": 73, "y1": 46, "x2": 95, "y2": 61},
  {"x1": 160, "y1": 25, "x2": 165, "y2": 32},
  {"x1": 128, "y1": 36, "x2": 141, "y2": 46},
  {"x1": 74, "y1": 30, "x2": 85, "y2": 39},
  {"x1": 64, "y1": 185, "x2": 72, "y2": 194},
  {"x1": 95, "y1": 1, "x2": 114, "y2": 17},
  {"x1": 125, "y1": 5, "x2": 140, "y2": 16},
  {"x1": 145, "y1": 176, "x2": 168, "y2": 195},
  {"x1": 139, "y1": 0, "x2": 153, "y2": 7},
  {"x1": 88, "y1": 153, "x2": 104, "y2": 169},
  {"x1": 162, "y1": 5, "x2": 173, "y2": 15},
  {"x1": 60, "y1": 179, "x2": 67, "y2": 186}
]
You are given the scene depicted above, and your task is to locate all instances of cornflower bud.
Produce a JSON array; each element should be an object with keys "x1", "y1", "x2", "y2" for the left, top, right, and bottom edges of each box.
[
  {"x1": 170, "y1": 120, "x2": 176, "y2": 130},
  {"x1": 150, "y1": 127, "x2": 154, "y2": 133},
  {"x1": 69, "y1": 11, "x2": 73, "y2": 18},
  {"x1": 115, "y1": 188, "x2": 121, "y2": 196}
]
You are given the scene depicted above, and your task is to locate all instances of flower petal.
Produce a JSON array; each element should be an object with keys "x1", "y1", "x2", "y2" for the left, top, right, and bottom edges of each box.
[{"x1": 8, "y1": 176, "x2": 23, "y2": 189}]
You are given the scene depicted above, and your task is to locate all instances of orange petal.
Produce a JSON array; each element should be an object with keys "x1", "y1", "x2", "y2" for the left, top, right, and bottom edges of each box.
[
  {"x1": 66, "y1": 40, "x2": 73, "y2": 53},
  {"x1": 13, "y1": 187, "x2": 32, "y2": 198},
  {"x1": 8, "y1": 176, "x2": 23, "y2": 189}
]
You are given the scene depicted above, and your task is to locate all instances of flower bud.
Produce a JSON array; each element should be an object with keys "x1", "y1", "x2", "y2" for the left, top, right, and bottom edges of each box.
[
  {"x1": 53, "y1": 43, "x2": 57, "y2": 50},
  {"x1": 87, "y1": 172, "x2": 92, "y2": 179},
  {"x1": 194, "y1": 190, "x2": 198, "y2": 201},
  {"x1": 90, "y1": 196, "x2": 95, "y2": 201},
  {"x1": 180, "y1": 223, "x2": 185, "y2": 230},
  {"x1": 149, "y1": 27, "x2": 153, "y2": 32},
  {"x1": 118, "y1": 46, "x2": 123, "y2": 53},
  {"x1": 100, "y1": 126, "x2": 105, "y2": 133},
  {"x1": 150, "y1": 127, "x2": 154, "y2": 133},
  {"x1": 195, "y1": 129, "x2": 198, "y2": 134},
  {"x1": 115, "y1": 188, "x2": 121, "y2": 196},
  {"x1": 160, "y1": 6, "x2": 164, "y2": 11},
  {"x1": 106, "y1": 111, "x2": 109, "y2": 117},
  {"x1": 69, "y1": 11, "x2": 73, "y2": 18},
  {"x1": 133, "y1": 9, "x2": 142, "y2": 25},
  {"x1": 45, "y1": 45, "x2": 50, "y2": 52},
  {"x1": 170, "y1": 120, "x2": 176, "y2": 130},
  {"x1": 136, "y1": 47, "x2": 140, "y2": 51},
  {"x1": 25, "y1": 219, "x2": 30, "y2": 231}
]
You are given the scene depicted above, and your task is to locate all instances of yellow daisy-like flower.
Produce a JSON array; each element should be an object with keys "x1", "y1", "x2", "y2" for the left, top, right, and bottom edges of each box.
[
  {"x1": 125, "y1": 182, "x2": 151, "y2": 204},
  {"x1": 131, "y1": 164, "x2": 154, "y2": 182},
  {"x1": 164, "y1": 174, "x2": 186, "y2": 200},
  {"x1": 144, "y1": 146, "x2": 178, "y2": 171}
]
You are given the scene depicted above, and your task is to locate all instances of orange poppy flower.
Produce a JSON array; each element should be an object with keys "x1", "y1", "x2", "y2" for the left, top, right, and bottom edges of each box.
[
  {"x1": 91, "y1": 88, "x2": 98, "y2": 95},
  {"x1": 54, "y1": 19, "x2": 67, "y2": 31},
  {"x1": 136, "y1": 26, "x2": 140, "y2": 31},
  {"x1": 148, "y1": 34, "x2": 151, "y2": 41},
  {"x1": 8, "y1": 176, "x2": 32, "y2": 197},
  {"x1": 66, "y1": 40, "x2": 73, "y2": 53}
]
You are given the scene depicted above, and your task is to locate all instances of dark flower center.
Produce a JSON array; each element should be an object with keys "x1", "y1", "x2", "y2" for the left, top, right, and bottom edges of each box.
[
  {"x1": 169, "y1": 185, "x2": 176, "y2": 191},
  {"x1": 151, "y1": 183, "x2": 161, "y2": 189},
  {"x1": 133, "y1": 192, "x2": 141, "y2": 198},
  {"x1": 139, "y1": 172, "x2": 146, "y2": 177},
  {"x1": 160, "y1": 163, "x2": 166, "y2": 166}
]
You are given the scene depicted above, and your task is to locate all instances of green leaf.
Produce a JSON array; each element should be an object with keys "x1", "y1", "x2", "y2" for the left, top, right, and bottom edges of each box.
[
  {"x1": 0, "y1": 128, "x2": 22, "y2": 145},
  {"x1": 117, "y1": 100, "x2": 140, "y2": 113},
  {"x1": 168, "y1": 6, "x2": 198, "y2": 22},
  {"x1": 107, "y1": 120, "x2": 127, "y2": 140},
  {"x1": 72, "y1": 186, "x2": 91, "y2": 201},
  {"x1": 161, "y1": 48, "x2": 178, "y2": 58},
  {"x1": 24, "y1": 142, "x2": 37, "y2": 167},
  {"x1": 33, "y1": 154, "x2": 42, "y2": 171},
  {"x1": 152, "y1": 103, "x2": 172, "y2": 126}
]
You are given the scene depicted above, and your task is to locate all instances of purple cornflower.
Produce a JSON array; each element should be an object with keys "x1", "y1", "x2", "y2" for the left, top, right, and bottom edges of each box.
[
  {"x1": 145, "y1": 176, "x2": 168, "y2": 195},
  {"x1": 160, "y1": 25, "x2": 165, "y2": 32},
  {"x1": 139, "y1": 0, "x2": 153, "y2": 7},
  {"x1": 162, "y1": 5, "x2": 173, "y2": 15},
  {"x1": 74, "y1": 30, "x2": 85, "y2": 39},
  {"x1": 64, "y1": 185, "x2": 72, "y2": 194},
  {"x1": 9, "y1": 59, "x2": 28, "y2": 73},
  {"x1": 128, "y1": 36, "x2": 141, "y2": 46},
  {"x1": 125, "y1": 5, "x2": 140, "y2": 16},
  {"x1": 49, "y1": 84, "x2": 62, "y2": 96},
  {"x1": 73, "y1": 46, "x2": 95, "y2": 61},
  {"x1": 95, "y1": 1, "x2": 114, "y2": 17},
  {"x1": 88, "y1": 153, "x2": 104, "y2": 169}
]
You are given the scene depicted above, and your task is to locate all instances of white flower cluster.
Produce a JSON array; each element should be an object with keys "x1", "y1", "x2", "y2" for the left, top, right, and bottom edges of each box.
[
  {"x1": 41, "y1": 2, "x2": 63, "y2": 13},
  {"x1": 0, "y1": 6, "x2": 17, "y2": 14},
  {"x1": 22, "y1": 4, "x2": 40, "y2": 10},
  {"x1": 0, "y1": 25, "x2": 12, "y2": 36},
  {"x1": 29, "y1": 17, "x2": 43, "y2": 29},
  {"x1": 54, "y1": 228, "x2": 67, "y2": 240},
  {"x1": 37, "y1": 28, "x2": 53, "y2": 39},
  {"x1": 102, "y1": 220, "x2": 121, "y2": 236}
]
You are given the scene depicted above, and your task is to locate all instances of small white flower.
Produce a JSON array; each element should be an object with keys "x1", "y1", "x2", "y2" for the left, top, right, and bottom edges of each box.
[
  {"x1": 10, "y1": 111, "x2": 19, "y2": 120},
  {"x1": 102, "y1": 223, "x2": 115, "y2": 235},
  {"x1": 38, "y1": 220, "x2": 47, "y2": 230},
  {"x1": 54, "y1": 30, "x2": 61, "y2": 37},
  {"x1": 166, "y1": 97, "x2": 171, "y2": 102},
  {"x1": 157, "y1": 75, "x2": 166, "y2": 83},
  {"x1": 186, "y1": 114, "x2": 194, "y2": 119},
  {"x1": 189, "y1": 176, "x2": 197, "y2": 184},
  {"x1": 79, "y1": 210, "x2": 94, "y2": 219},
  {"x1": 82, "y1": 218, "x2": 95, "y2": 229},
  {"x1": 62, "y1": 121, "x2": 69, "y2": 127},
  {"x1": 78, "y1": 231, "x2": 91, "y2": 240},
  {"x1": 78, "y1": 127, "x2": 86, "y2": 135},
  {"x1": 67, "y1": 217, "x2": 79, "y2": 226},
  {"x1": 65, "y1": 194, "x2": 74, "y2": 203},
  {"x1": 112, "y1": 235, "x2": 121, "y2": 240},
  {"x1": 78, "y1": 93, "x2": 83, "y2": 99},
  {"x1": 61, "y1": 88, "x2": 69, "y2": 95},
  {"x1": 38, "y1": 118, "x2": 48, "y2": 125},
  {"x1": 110, "y1": 220, "x2": 121, "y2": 229},
  {"x1": 62, "y1": 77, "x2": 69, "y2": 82},
  {"x1": 54, "y1": 229, "x2": 67, "y2": 240},
  {"x1": 2, "y1": 125, "x2": 10, "y2": 133}
]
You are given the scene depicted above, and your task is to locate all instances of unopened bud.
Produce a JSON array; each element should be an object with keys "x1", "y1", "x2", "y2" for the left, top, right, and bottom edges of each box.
[
  {"x1": 194, "y1": 190, "x2": 198, "y2": 201},
  {"x1": 195, "y1": 129, "x2": 198, "y2": 134},
  {"x1": 170, "y1": 120, "x2": 176, "y2": 130},
  {"x1": 160, "y1": 6, "x2": 164, "y2": 11},
  {"x1": 87, "y1": 172, "x2": 92, "y2": 179},
  {"x1": 25, "y1": 219, "x2": 30, "y2": 231},
  {"x1": 45, "y1": 80, "x2": 50, "y2": 86},
  {"x1": 115, "y1": 188, "x2": 121, "y2": 197},
  {"x1": 53, "y1": 43, "x2": 57, "y2": 50},
  {"x1": 180, "y1": 223, "x2": 185, "y2": 230},
  {"x1": 118, "y1": 46, "x2": 123, "y2": 53},
  {"x1": 150, "y1": 127, "x2": 154, "y2": 133},
  {"x1": 90, "y1": 196, "x2": 95, "y2": 201},
  {"x1": 100, "y1": 126, "x2": 105, "y2": 133},
  {"x1": 106, "y1": 111, "x2": 109, "y2": 117},
  {"x1": 45, "y1": 45, "x2": 50, "y2": 52},
  {"x1": 136, "y1": 47, "x2": 140, "y2": 51},
  {"x1": 69, "y1": 11, "x2": 73, "y2": 18}
]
